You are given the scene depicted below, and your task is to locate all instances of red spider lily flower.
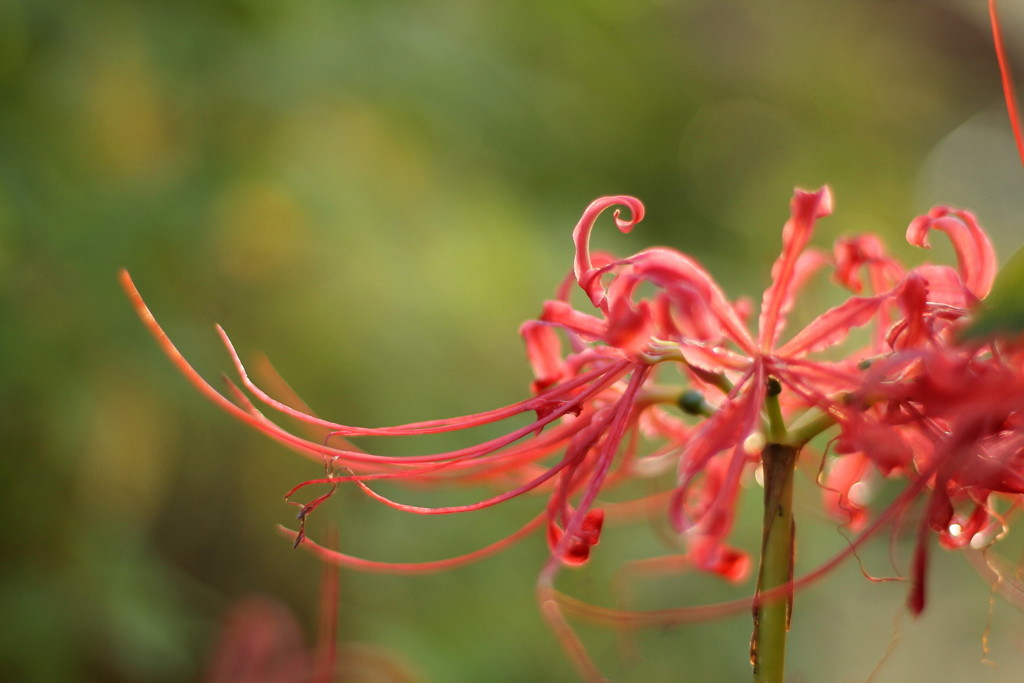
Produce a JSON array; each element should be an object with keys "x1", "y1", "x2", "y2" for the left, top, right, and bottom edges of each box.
[
  {"x1": 123, "y1": 4, "x2": 1024, "y2": 678},
  {"x1": 560, "y1": 187, "x2": 998, "y2": 582},
  {"x1": 122, "y1": 182, "x2": 1000, "y2": 681}
]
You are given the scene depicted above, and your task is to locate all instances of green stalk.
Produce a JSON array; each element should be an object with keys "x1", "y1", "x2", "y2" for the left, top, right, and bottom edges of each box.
[
  {"x1": 751, "y1": 442, "x2": 797, "y2": 683},
  {"x1": 786, "y1": 410, "x2": 836, "y2": 449}
]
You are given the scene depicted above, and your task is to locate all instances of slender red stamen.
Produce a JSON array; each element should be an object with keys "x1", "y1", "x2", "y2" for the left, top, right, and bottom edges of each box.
[
  {"x1": 123, "y1": 268, "x2": 632, "y2": 469},
  {"x1": 990, "y1": 0, "x2": 1024, "y2": 169},
  {"x1": 217, "y1": 322, "x2": 620, "y2": 437},
  {"x1": 278, "y1": 514, "x2": 546, "y2": 574}
]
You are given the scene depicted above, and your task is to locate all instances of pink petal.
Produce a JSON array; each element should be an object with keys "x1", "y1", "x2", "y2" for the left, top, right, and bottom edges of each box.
[
  {"x1": 759, "y1": 187, "x2": 833, "y2": 351},
  {"x1": 906, "y1": 207, "x2": 997, "y2": 300},
  {"x1": 546, "y1": 368, "x2": 650, "y2": 569},
  {"x1": 520, "y1": 321, "x2": 567, "y2": 393},
  {"x1": 834, "y1": 418, "x2": 912, "y2": 476},
  {"x1": 539, "y1": 300, "x2": 607, "y2": 340},
  {"x1": 688, "y1": 534, "x2": 751, "y2": 583},
  {"x1": 573, "y1": 196, "x2": 646, "y2": 307},
  {"x1": 672, "y1": 370, "x2": 760, "y2": 497},
  {"x1": 603, "y1": 271, "x2": 658, "y2": 353},
  {"x1": 776, "y1": 294, "x2": 884, "y2": 357},
  {"x1": 668, "y1": 366, "x2": 763, "y2": 580},
  {"x1": 606, "y1": 299, "x2": 656, "y2": 353},
  {"x1": 625, "y1": 247, "x2": 757, "y2": 354},
  {"x1": 904, "y1": 264, "x2": 974, "y2": 309},
  {"x1": 888, "y1": 272, "x2": 930, "y2": 349},
  {"x1": 833, "y1": 234, "x2": 905, "y2": 294}
]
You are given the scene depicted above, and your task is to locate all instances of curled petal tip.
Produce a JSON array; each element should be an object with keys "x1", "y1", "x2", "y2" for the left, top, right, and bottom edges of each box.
[
  {"x1": 612, "y1": 205, "x2": 643, "y2": 234},
  {"x1": 906, "y1": 207, "x2": 997, "y2": 299},
  {"x1": 573, "y1": 196, "x2": 646, "y2": 306}
]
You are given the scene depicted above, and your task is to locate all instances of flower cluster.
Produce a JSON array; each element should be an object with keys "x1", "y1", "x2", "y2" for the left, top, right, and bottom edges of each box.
[
  {"x1": 843, "y1": 318, "x2": 1024, "y2": 614},
  {"x1": 122, "y1": 184, "x2": 1020, "y2": 678}
]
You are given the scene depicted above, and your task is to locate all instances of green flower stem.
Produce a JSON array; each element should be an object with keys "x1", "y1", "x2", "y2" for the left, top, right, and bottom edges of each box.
[
  {"x1": 752, "y1": 442, "x2": 798, "y2": 683},
  {"x1": 786, "y1": 410, "x2": 838, "y2": 448},
  {"x1": 764, "y1": 378, "x2": 786, "y2": 444}
]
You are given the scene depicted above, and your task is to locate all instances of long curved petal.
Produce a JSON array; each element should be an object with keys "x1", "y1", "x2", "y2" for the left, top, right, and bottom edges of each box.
[
  {"x1": 573, "y1": 196, "x2": 646, "y2": 307},
  {"x1": 759, "y1": 187, "x2": 834, "y2": 351},
  {"x1": 906, "y1": 207, "x2": 997, "y2": 300},
  {"x1": 776, "y1": 295, "x2": 886, "y2": 357}
]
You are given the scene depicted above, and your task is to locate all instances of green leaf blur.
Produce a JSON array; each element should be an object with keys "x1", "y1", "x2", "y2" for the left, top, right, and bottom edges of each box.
[{"x1": 963, "y1": 246, "x2": 1024, "y2": 340}]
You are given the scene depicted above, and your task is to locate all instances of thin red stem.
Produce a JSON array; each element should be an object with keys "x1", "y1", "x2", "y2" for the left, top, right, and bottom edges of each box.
[{"x1": 990, "y1": 0, "x2": 1024, "y2": 168}]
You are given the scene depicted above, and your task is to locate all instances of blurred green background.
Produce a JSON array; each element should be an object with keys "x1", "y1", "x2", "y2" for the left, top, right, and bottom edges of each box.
[{"x1": 5, "y1": 0, "x2": 1024, "y2": 681}]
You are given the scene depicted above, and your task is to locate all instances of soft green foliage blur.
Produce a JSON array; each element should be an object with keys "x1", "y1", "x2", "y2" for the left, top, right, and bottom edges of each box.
[{"x1": 4, "y1": 0, "x2": 1024, "y2": 681}]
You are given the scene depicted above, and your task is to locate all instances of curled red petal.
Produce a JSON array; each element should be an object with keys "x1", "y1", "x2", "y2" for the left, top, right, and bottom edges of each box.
[
  {"x1": 906, "y1": 207, "x2": 997, "y2": 300},
  {"x1": 573, "y1": 196, "x2": 645, "y2": 308},
  {"x1": 906, "y1": 263, "x2": 975, "y2": 309},
  {"x1": 625, "y1": 247, "x2": 757, "y2": 354}
]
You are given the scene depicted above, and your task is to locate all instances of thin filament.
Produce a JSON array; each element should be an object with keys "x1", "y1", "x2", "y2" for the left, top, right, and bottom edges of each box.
[{"x1": 990, "y1": 0, "x2": 1024, "y2": 169}]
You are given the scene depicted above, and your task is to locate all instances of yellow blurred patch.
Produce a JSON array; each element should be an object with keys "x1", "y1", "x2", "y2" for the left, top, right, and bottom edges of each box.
[
  {"x1": 212, "y1": 181, "x2": 310, "y2": 283},
  {"x1": 79, "y1": 372, "x2": 174, "y2": 523},
  {"x1": 80, "y1": 29, "x2": 184, "y2": 183}
]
